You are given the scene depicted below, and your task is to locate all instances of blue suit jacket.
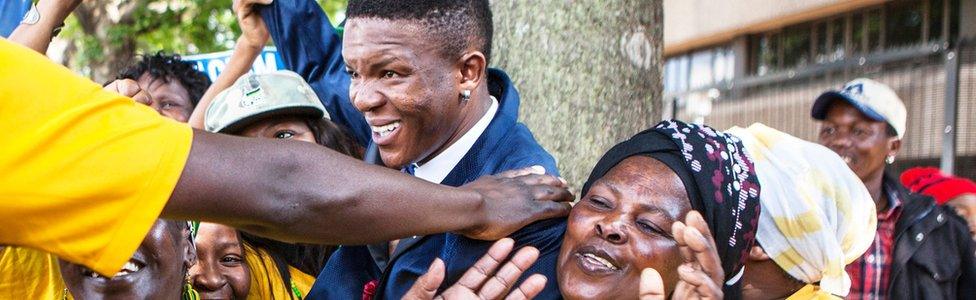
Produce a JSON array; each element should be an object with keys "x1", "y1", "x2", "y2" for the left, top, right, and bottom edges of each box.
[{"x1": 261, "y1": 1, "x2": 566, "y2": 299}]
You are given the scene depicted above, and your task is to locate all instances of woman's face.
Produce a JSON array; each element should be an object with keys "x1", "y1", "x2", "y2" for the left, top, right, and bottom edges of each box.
[
  {"x1": 137, "y1": 73, "x2": 194, "y2": 123},
  {"x1": 190, "y1": 223, "x2": 251, "y2": 300},
  {"x1": 558, "y1": 156, "x2": 692, "y2": 299},
  {"x1": 60, "y1": 220, "x2": 193, "y2": 299},
  {"x1": 238, "y1": 116, "x2": 317, "y2": 143}
]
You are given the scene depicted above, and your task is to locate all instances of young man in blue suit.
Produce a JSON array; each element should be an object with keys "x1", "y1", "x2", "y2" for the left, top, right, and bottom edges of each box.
[{"x1": 254, "y1": 0, "x2": 567, "y2": 298}]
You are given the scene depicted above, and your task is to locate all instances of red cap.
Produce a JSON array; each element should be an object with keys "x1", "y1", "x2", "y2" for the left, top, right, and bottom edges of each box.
[{"x1": 900, "y1": 167, "x2": 976, "y2": 205}]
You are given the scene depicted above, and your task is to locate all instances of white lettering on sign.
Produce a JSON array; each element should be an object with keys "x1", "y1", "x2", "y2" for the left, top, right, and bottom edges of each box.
[{"x1": 183, "y1": 47, "x2": 284, "y2": 81}]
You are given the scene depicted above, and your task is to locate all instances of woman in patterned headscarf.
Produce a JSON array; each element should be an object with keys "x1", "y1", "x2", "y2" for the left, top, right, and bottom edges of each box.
[
  {"x1": 409, "y1": 121, "x2": 876, "y2": 299},
  {"x1": 556, "y1": 120, "x2": 763, "y2": 299},
  {"x1": 405, "y1": 120, "x2": 763, "y2": 299}
]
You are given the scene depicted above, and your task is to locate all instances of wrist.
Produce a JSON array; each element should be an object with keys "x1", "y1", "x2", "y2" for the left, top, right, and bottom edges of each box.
[
  {"x1": 454, "y1": 187, "x2": 489, "y2": 235},
  {"x1": 236, "y1": 36, "x2": 266, "y2": 51}
]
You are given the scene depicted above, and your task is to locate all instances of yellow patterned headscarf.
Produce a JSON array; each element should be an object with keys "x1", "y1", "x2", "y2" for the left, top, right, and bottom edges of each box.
[
  {"x1": 726, "y1": 123, "x2": 876, "y2": 298},
  {"x1": 243, "y1": 242, "x2": 315, "y2": 300}
]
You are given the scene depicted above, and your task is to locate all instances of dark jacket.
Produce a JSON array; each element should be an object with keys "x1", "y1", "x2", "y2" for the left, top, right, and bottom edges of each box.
[
  {"x1": 887, "y1": 173, "x2": 976, "y2": 299},
  {"x1": 261, "y1": 2, "x2": 566, "y2": 299},
  {"x1": 311, "y1": 68, "x2": 566, "y2": 300}
]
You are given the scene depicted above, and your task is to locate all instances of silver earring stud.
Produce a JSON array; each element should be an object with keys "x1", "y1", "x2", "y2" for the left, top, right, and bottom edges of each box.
[
  {"x1": 886, "y1": 156, "x2": 895, "y2": 164},
  {"x1": 460, "y1": 90, "x2": 471, "y2": 102}
]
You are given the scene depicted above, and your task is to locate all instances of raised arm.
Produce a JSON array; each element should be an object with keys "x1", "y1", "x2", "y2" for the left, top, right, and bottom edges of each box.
[
  {"x1": 164, "y1": 131, "x2": 573, "y2": 245},
  {"x1": 8, "y1": 0, "x2": 81, "y2": 54},
  {"x1": 188, "y1": 0, "x2": 272, "y2": 129},
  {"x1": 259, "y1": 0, "x2": 371, "y2": 145}
]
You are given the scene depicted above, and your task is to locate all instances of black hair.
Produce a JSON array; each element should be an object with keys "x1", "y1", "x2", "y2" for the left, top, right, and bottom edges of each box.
[
  {"x1": 346, "y1": 0, "x2": 493, "y2": 64},
  {"x1": 116, "y1": 52, "x2": 211, "y2": 107},
  {"x1": 306, "y1": 118, "x2": 364, "y2": 159},
  {"x1": 886, "y1": 124, "x2": 898, "y2": 138}
]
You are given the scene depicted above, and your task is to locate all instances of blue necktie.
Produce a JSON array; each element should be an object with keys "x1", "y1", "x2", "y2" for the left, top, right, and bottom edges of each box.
[{"x1": 402, "y1": 164, "x2": 416, "y2": 176}]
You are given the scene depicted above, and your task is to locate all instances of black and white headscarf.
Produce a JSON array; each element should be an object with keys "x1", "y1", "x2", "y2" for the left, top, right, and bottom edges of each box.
[{"x1": 582, "y1": 120, "x2": 761, "y2": 297}]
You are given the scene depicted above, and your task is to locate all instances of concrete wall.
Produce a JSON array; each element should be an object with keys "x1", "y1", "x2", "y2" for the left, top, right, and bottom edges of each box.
[{"x1": 663, "y1": 0, "x2": 887, "y2": 55}]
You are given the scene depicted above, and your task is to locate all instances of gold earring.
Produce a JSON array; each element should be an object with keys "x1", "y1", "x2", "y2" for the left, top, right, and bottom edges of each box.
[{"x1": 182, "y1": 275, "x2": 200, "y2": 300}]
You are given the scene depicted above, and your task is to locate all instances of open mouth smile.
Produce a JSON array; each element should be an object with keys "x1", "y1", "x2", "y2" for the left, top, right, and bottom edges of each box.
[{"x1": 574, "y1": 245, "x2": 621, "y2": 275}]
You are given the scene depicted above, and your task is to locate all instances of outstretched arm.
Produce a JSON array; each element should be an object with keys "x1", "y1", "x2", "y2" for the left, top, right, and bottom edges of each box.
[
  {"x1": 189, "y1": 0, "x2": 272, "y2": 129},
  {"x1": 8, "y1": 0, "x2": 81, "y2": 54},
  {"x1": 259, "y1": 0, "x2": 372, "y2": 146},
  {"x1": 164, "y1": 131, "x2": 573, "y2": 245}
]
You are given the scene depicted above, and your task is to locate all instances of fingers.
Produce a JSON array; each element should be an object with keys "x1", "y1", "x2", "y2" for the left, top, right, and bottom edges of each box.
[
  {"x1": 514, "y1": 173, "x2": 567, "y2": 189},
  {"x1": 404, "y1": 258, "x2": 445, "y2": 300},
  {"x1": 682, "y1": 212, "x2": 723, "y2": 283},
  {"x1": 496, "y1": 165, "x2": 547, "y2": 178},
  {"x1": 105, "y1": 79, "x2": 153, "y2": 106},
  {"x1": 530, "y1": 185, "x2": 574, "y2": 203},
  {"x1": 639, "y1": 268, "x2": 666, "y2": 300},
  {"x1": 455, "y1": 238, "x2": 515, "y2": 291},
  {"x1": 685, "y1": 211, "x2": 714, "y2": 242},
  {"x1": 531, "y1": 201, "x2": 572, "y2": 221},
  {"x1": 672, "y1": 221, "x2": 695, "y2": 263},
  {"x1": 504, "y1": 274, "x2": 547, "y2": 300},
  {"x1": 677, "y1": 264, "x2": 724, "y2": 299},
  {"x1": 478, "y1": 246, "x2": 541, "y2": 299}
]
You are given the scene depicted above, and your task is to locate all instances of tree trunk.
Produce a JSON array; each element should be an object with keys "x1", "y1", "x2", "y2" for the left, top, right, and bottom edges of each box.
[
  {"x1": 490, "y1": 0, "x2": 664, "y2": 191},
  {"x1": 71, "y1": 1, "x2": 147, "y2": 83}
]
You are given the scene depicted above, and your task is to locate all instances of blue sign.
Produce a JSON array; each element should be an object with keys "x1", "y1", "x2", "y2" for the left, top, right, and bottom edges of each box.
[
  {"x1": 183, "y1": 47, "x2": 284, "y2": 81},
  {"x1": 0, "y1": 0, "x2": 31, "y2": 37}
]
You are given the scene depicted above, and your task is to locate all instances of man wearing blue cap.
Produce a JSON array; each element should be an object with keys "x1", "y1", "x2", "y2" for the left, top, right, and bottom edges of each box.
[{"x1": 811, "y1": 78, "x2": 975, "y2": 299}]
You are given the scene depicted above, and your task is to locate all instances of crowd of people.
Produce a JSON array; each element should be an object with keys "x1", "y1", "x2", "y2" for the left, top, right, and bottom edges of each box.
[{"x1": 1, "y1": 0, "x2": 975, "y2": 299}]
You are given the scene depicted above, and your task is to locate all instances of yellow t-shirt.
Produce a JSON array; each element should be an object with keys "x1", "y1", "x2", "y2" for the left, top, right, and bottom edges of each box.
[
  {"x1": 0, "y1": 39, "x2": 193, "y2": 277},
  {"x1": 243, "y1": 243, "x2": 315, "y2": 300},
  {"x1": 0, "y1": 247, "x2": 72, "y2": 300}
]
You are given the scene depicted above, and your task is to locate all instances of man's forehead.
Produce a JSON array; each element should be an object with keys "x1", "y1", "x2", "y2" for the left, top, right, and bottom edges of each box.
[
  {"x1": 824, "y1": 102, "x2": 883, "y2": 125},
  {"x1": 346, "y1": 18, "x2": 426, "y2": 39}
]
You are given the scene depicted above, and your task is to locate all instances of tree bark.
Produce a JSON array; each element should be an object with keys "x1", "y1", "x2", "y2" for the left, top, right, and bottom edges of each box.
[
  {"x1": 490, "y1": 0, "x2": 664, "y2": 191},
  {"x1": 73, "y1": 2, "x2": 139, "y2": 83}
]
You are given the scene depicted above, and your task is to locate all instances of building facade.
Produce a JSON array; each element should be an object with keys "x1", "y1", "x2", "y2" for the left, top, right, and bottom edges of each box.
[{"x1": 663, "y1": 0, "x2": 975, "y2": 179}]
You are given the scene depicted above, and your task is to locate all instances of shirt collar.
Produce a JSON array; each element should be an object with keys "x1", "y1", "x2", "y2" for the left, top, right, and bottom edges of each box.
[
  {"x1": 879, "y1": 182, "x2": 904, "y2": 219},
  {"x1": 412, "y1": 96, "x2": 499, "y2": 183}
]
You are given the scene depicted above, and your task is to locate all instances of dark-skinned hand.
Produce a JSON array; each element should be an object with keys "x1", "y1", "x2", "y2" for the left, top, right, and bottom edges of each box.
[
  {"x1": 456, "y1": 166, "x2": 573, "y2": 241},
  {"x1": 232, "y1": 0, "x2": 272, "y2": 48},
  {"x1": 104, "y1": 78, "x2": 153, "y2": 106},
  {"x1": 404, "y1": 238, "x2": 547, "y2": 300},
  {"x1": 639, "y1": 211, "x2": 724, "y2": 299}
]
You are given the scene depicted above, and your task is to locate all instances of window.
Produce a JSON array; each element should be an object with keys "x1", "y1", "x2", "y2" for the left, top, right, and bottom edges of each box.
[
  {"x1": 885, "y1": 1, "x2": 924, "y2": 49},
  {"x1": 664, "y1": 46, "x2": 735, "y2": 94},
  {"x1": 746, "y1": 0, "x2": 957, "y2": 75}
]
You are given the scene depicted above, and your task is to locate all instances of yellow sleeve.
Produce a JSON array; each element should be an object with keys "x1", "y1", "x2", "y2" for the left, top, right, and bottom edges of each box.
[{"x1": 0, "y1": 39, "x2": 193, "y2": 277}]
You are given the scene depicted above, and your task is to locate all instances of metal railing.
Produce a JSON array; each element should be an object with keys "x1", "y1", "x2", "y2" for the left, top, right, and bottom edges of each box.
[{"x1": 665, "y1": 40, "x2": 975, "y2": 179}]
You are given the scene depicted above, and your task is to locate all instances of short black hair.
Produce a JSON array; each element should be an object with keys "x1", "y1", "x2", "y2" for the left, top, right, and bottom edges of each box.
[
  {"x1": 116, "y1": 52, "x2": 211, "y2": 107},
  {"x1": 346, "y1": 0, "x2": 493, "y2": 64}
]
